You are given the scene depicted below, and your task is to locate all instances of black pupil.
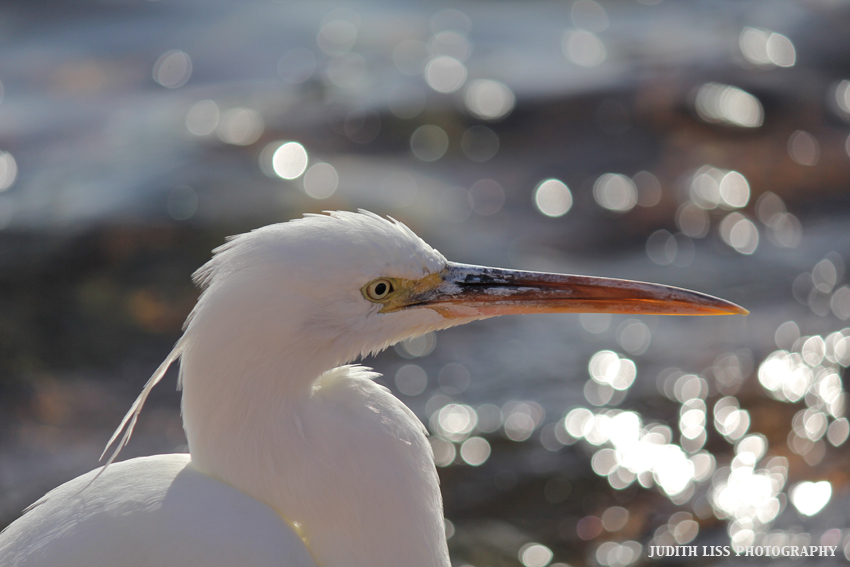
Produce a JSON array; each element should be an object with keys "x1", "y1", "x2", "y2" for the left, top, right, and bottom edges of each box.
[{"x1": 375, "y1": 282, "x2": 387, "y2": 296}]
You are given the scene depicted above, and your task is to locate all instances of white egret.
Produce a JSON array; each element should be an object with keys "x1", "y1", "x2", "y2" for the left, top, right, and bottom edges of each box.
[{"x1": 0, "y1": 211, "x2": 745, "y2": 567}]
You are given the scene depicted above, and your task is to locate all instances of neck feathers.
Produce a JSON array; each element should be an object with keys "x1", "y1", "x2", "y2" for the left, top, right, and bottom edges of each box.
[{"x1": 179, "y1": 326, "x2": 450, "y2": 567}]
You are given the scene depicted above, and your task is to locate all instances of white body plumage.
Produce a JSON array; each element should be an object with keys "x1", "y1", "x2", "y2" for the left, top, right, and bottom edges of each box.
[{"x1": 0, "y1": 455, "x2": 315, "y2": 567}]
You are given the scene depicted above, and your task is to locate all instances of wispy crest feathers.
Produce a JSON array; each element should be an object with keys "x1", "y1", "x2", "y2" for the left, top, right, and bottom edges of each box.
[
  {"x1": 191, "y1": 210, "x2": 444, "y2": 293},
  {"x1": 98, "y1": 337, "x2": 188, "y2": 473}
]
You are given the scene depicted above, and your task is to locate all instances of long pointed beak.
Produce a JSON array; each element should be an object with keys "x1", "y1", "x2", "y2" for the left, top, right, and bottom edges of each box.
[{"x1": 408, "y1": 262, "x2": 747, "y2": 318}]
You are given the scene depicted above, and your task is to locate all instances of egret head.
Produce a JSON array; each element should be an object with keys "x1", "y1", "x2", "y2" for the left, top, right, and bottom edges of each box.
[
  {"x1": 187, "y1": 211, "x2": 453, "y2": 368},
  {"x1": 187, "y1": 210, "x2": 746, "y2": 372}
]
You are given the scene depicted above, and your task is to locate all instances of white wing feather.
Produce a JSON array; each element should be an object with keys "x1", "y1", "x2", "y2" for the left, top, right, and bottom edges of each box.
[{"x1": 0, "y1": 454, "x2": 317, "y2": 567}]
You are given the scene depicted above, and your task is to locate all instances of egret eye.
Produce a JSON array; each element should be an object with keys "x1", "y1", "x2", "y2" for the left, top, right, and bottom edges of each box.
[{"x1": 364, "y1": 279, "x2": 395, "y2": 301}]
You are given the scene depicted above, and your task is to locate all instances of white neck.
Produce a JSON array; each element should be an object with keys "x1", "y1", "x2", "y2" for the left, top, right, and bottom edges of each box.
[{"x1": 178, "y1": 292, "x2": 450, "y2": 567}]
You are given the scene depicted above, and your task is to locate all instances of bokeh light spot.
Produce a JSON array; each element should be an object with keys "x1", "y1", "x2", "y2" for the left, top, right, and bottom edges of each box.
[
  {"x1": 520, "y1": 543, "x2": 553, "y2": 567},
  {"x1": 395, "y1": 364, "x2": 428, "y2": 396},
  {"x1": 534, "y1": 179, "x2": 572, "y2": 217},
  {"x1": 432, "y1": 403, "x2": 477, "y2": 442},
  {"x1": 827, "y1": 418, "x2": 849, "y2": 446},
  {"x1": 589, "y1": 350, "x2": 637, "y2": 390},
  {"x1": 593, "y1": 174, "x2": 637, "y2": 212},
  {"x1": 766, "y1": 33, "x2": 796, "y2": 67},
  {"x1": 218, "y1": 108, "x2": 264, "y2": 146},
  {"x1": 577, "y1": 516, "x2": 604, "y2": 540},
  {"x1": 834, "y1": 80, "x2": 850, "y2": 120},
  {"x1": 468, "y1": 179, "x2": 505, "y2": 216},
  {"x1": 713, "y1": 396, "x2": 750, "y2": 440},
  {"x1": 303, "y1": 163, "x2": 338, "y2": 199},
  {"x1": 186, "y1": 100, "x2": 220, "y2": 136},
  {"x1": 270, "y1": 142, "x2": 309, "y2": 179},
  {"x1": 756, "y1": 191, "x2": 785, "y2": 223},
  {"x1": 646, "y1": 230, "x2": 676, "y2": 265},
  {"x1": 832, "y1": 286, "x2": 850, "y2": 320},
  {"x1": 740, "y1": 27, "x2": 796, "y2": 68},
  {"x1": 719, "y1": 213, "x2": 759, "y2": 254},
  {"x1": 616, "y1": 320, "x2": 652, "y2": 355},
  {"x1": 676, "y1": 202, "x2": 709, "y2": 238},
  {"x1": 465, "y1": 79, "x2": 515, "y2": 121},
  {"x1": 430, "y1": 437, "x2": 456, "y2": 467},
  {"x1": 695, "y1": 83, "x2": 763, "y2": 128},
  {"x1": 410, "y1": 125, "x2": 449, "y2": 161},
  {"x1": 580, "y1": 313, "x2": 612, "y2": 334},
  {"x1": 317, "y1": 11, "x2": 359, "y2": 56},
  {"x1": 396, "y1": 332, "x2": 437, "y2": 358},
  {"x1": 562, "y1": 30, "x2": 607, "y2": 67},
  {"x1": 0, "y1": 152, "x2": 18, "y2": 191},
  {"x1": 504, "y1": 406, "x2": 537, "y2": 441},
  {"x1": 788, "y1": 130, "x2": 820, "y2": 166},
  {"x1": 153, "y1": 50, "x2": 192, "y2": 88},
  {"x1": 601, "y1": 506, "x2": 629, "y2": 531},
  {"x1": 791, "y1": 481, "x2": 831, "y2": 516},
  {"x1": 424, "y1": 56, "x2": 467, "y2": 93},
  {"x1": 718, "y1": 170, "x2": 750, "y2": 208},
  {"x1": 460, "y1": 436, "x2": 491, "y2": 466},
  {"x1": 774, "y1": 321, "x2": 800, "y2": 350},
  {"x1": 596, "y1": 541, "x2": 641, "y2": 567}
]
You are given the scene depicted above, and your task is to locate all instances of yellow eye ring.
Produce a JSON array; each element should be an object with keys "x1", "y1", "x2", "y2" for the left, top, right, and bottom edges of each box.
[{"x1": 364, "y1": 279, "x2": 395, "y2": 301}]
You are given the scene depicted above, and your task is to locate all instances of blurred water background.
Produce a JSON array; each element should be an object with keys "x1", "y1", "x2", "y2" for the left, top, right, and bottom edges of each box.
[{"x1": 1, "y1": 0, "x2": 850, "y2": 565}]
